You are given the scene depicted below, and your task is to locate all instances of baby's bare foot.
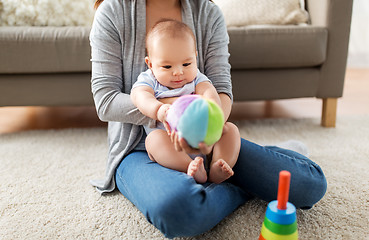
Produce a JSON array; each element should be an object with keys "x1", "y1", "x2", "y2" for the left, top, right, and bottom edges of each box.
[
  {"x1": 187, "y1": 157, "x2": 207, "y2": 183},
  {"x1": 208, "y1": 159, "x2": 234, "y2": 184}
]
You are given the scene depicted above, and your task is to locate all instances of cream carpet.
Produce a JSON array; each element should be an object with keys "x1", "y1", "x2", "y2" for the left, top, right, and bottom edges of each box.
[{"x1": 1, "y1": 116, "x2": 368, "y2": 239}]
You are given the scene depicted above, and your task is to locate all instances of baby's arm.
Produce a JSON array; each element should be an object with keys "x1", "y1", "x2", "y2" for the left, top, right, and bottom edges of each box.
[
  {"x1": 131, "y1": 86, "x2": 169, "y2": 122},
  {"x1": 158, "y1": 96, "x2": 179, "y2": 105},
  {"x1": 195, "y1": 82, "x2": 222, "y2": 110},
  {"x1": 195, "y1": 82, "x2": 232, "y2": 122}
]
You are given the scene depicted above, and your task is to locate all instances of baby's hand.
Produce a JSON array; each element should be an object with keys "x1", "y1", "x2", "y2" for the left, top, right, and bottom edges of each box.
[
  {"x1": 171, "y1": 133, "x2": 214, "y2": 155},
  {"x1": 198, "y1": 142, "x2": 214, "y2": 155},
  {"x1": 157, "y1": 104, "x2": 170, "y2": 122},
  {"x1": 157, "y1": 104, "x2": 171, "y2": 133}
]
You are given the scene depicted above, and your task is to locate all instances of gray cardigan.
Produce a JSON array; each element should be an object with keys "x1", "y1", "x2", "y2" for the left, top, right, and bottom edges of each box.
[{"x1": 90, "y1": 0, "x2": 232, "y2": 193}]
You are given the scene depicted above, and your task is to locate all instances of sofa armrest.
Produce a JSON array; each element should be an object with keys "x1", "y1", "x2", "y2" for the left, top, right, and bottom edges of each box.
[
  {"x1": 306, "y1": 0, "x2": 329, "y2": 26},
  {"x1": 306, "y1": 0, "x2": 353, "y2": 98}
]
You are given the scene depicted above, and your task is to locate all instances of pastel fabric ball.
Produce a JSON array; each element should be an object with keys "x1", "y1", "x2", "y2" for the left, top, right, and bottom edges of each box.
[{"x1": 166, "y1": 95, "x2": 224, "y2": 148}]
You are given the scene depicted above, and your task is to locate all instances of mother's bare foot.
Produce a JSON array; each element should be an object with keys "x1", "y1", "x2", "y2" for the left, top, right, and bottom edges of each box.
[
  {"x1": 187, "y1": 157, "x2": 207, "y2": 183},
  {"x1": 208, "y1": 159, "x2": 234, "y2": 184}
]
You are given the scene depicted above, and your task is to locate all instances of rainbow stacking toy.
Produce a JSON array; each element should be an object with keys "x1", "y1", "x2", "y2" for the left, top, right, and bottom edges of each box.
[{"x1": 259, "y1": 171, "x2": 298, "y2": 240}]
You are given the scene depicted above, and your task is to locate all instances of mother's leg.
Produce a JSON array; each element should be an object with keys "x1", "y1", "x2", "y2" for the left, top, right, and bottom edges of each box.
[
  {"x1": 115, "y1": 151, "x2": 250, "y2": 238},
  {"x1": 229, "y1": 139, "x2": 327, "y2": 209}
]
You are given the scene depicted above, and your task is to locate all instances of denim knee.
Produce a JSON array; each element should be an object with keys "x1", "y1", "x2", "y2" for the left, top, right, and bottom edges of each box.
[
  {"x1": 292, "y1": 165, "x2": 327, "y2": 209},
  {"x1": 145, "y1": 181, "x2": 211, "y2": 238}
]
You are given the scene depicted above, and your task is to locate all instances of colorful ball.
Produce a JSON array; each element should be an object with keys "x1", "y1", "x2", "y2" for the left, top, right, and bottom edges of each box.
[{"x1": 166, "y1": 95, "x2": 224, "y2": 148}]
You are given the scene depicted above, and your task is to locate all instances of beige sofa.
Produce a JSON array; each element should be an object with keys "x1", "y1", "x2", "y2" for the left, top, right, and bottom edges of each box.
[{"x1": 0, "y1": 0, "x2": 353, "y2": 127}]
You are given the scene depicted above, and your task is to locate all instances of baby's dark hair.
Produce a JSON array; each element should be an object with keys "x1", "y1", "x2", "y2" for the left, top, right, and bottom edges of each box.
[
  {"x1": 146, "y1": 19, "x2": 196, "y2": 55},
  {"x1": 94, "y1": 0, "x2": 104, "y2": 9}
]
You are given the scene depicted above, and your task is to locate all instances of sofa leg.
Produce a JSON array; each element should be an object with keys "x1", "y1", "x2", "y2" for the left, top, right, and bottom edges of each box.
[{"x1": 321, "y1": 98, "x2": 337, "y2": 127}]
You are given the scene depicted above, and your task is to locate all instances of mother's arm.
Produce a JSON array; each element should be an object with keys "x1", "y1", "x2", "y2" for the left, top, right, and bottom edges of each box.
[
  {"x1": 89, "y1": 3, "x2": 154, "y2": 126},
  {"x1": 202, "y1": 4, "x2": 233, "y2": 121},
  {"x1": 219, "y1": 93, "x2": 232, "y2": 121}
]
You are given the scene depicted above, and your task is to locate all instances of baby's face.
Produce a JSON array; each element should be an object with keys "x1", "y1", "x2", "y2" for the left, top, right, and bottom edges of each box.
[{"x1": 146, "y1": 35, "x2": 198, "y2": 89}]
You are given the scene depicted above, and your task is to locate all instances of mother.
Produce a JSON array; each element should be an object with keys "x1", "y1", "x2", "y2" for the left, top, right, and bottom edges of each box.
[{"x1": 89, "y1": 0, "x2": 327, "y2": 238}]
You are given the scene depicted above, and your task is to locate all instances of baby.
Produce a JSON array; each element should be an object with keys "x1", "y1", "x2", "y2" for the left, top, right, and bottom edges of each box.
[{"x1": 131, "y1": 19, "x2": 240, "y2": 183}]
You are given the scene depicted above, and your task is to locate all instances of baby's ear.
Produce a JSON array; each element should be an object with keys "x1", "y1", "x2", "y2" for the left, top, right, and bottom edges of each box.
[{"x1": 145, "y1": 57, "x2": 152, "y2": 68}]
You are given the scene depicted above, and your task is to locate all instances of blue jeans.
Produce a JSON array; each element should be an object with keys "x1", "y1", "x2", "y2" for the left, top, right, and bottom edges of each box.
[{"x1": 115, "y1": 138, "x2": 327, "y2": 238}]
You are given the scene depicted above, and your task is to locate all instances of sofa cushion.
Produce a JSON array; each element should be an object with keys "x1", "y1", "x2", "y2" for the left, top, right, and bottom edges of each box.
[
  {"x1": 1, "y1": 25, "x2": 328, "y2": 73},
  {"x1": 0, "y1": 0, "x2": 94, "y2": 26},
  {"x1": 0, "y1": 26, "x2": 91, "y2": 74},
  {"x1": 228, "y1": 25, "x2": 328, "y2": 69},
  {"x1": 213, "y1": 0, "x2": 308, "y2": 27}
]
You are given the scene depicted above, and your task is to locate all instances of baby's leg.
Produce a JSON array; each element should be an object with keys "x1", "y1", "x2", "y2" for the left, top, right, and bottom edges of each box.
[
  {"x1": 209, "y1": 122, "x2": 241, "y2": 184},
  {"x1": 146, "y1": 130, "x2": 207, "y2": 182},
  {"x1": 146, "y1": 130, "x2": 191, "y2": 172}
]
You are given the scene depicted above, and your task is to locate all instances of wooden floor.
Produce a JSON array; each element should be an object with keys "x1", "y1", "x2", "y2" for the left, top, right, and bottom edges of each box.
[{"x1": 1, "y1": 68, "x2": 368, "y2": 134}]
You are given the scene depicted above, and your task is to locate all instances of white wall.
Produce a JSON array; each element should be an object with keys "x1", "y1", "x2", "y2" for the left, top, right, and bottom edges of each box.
[{"x1": 347, "y1": 0, "x2": 369, "y2": 68}]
